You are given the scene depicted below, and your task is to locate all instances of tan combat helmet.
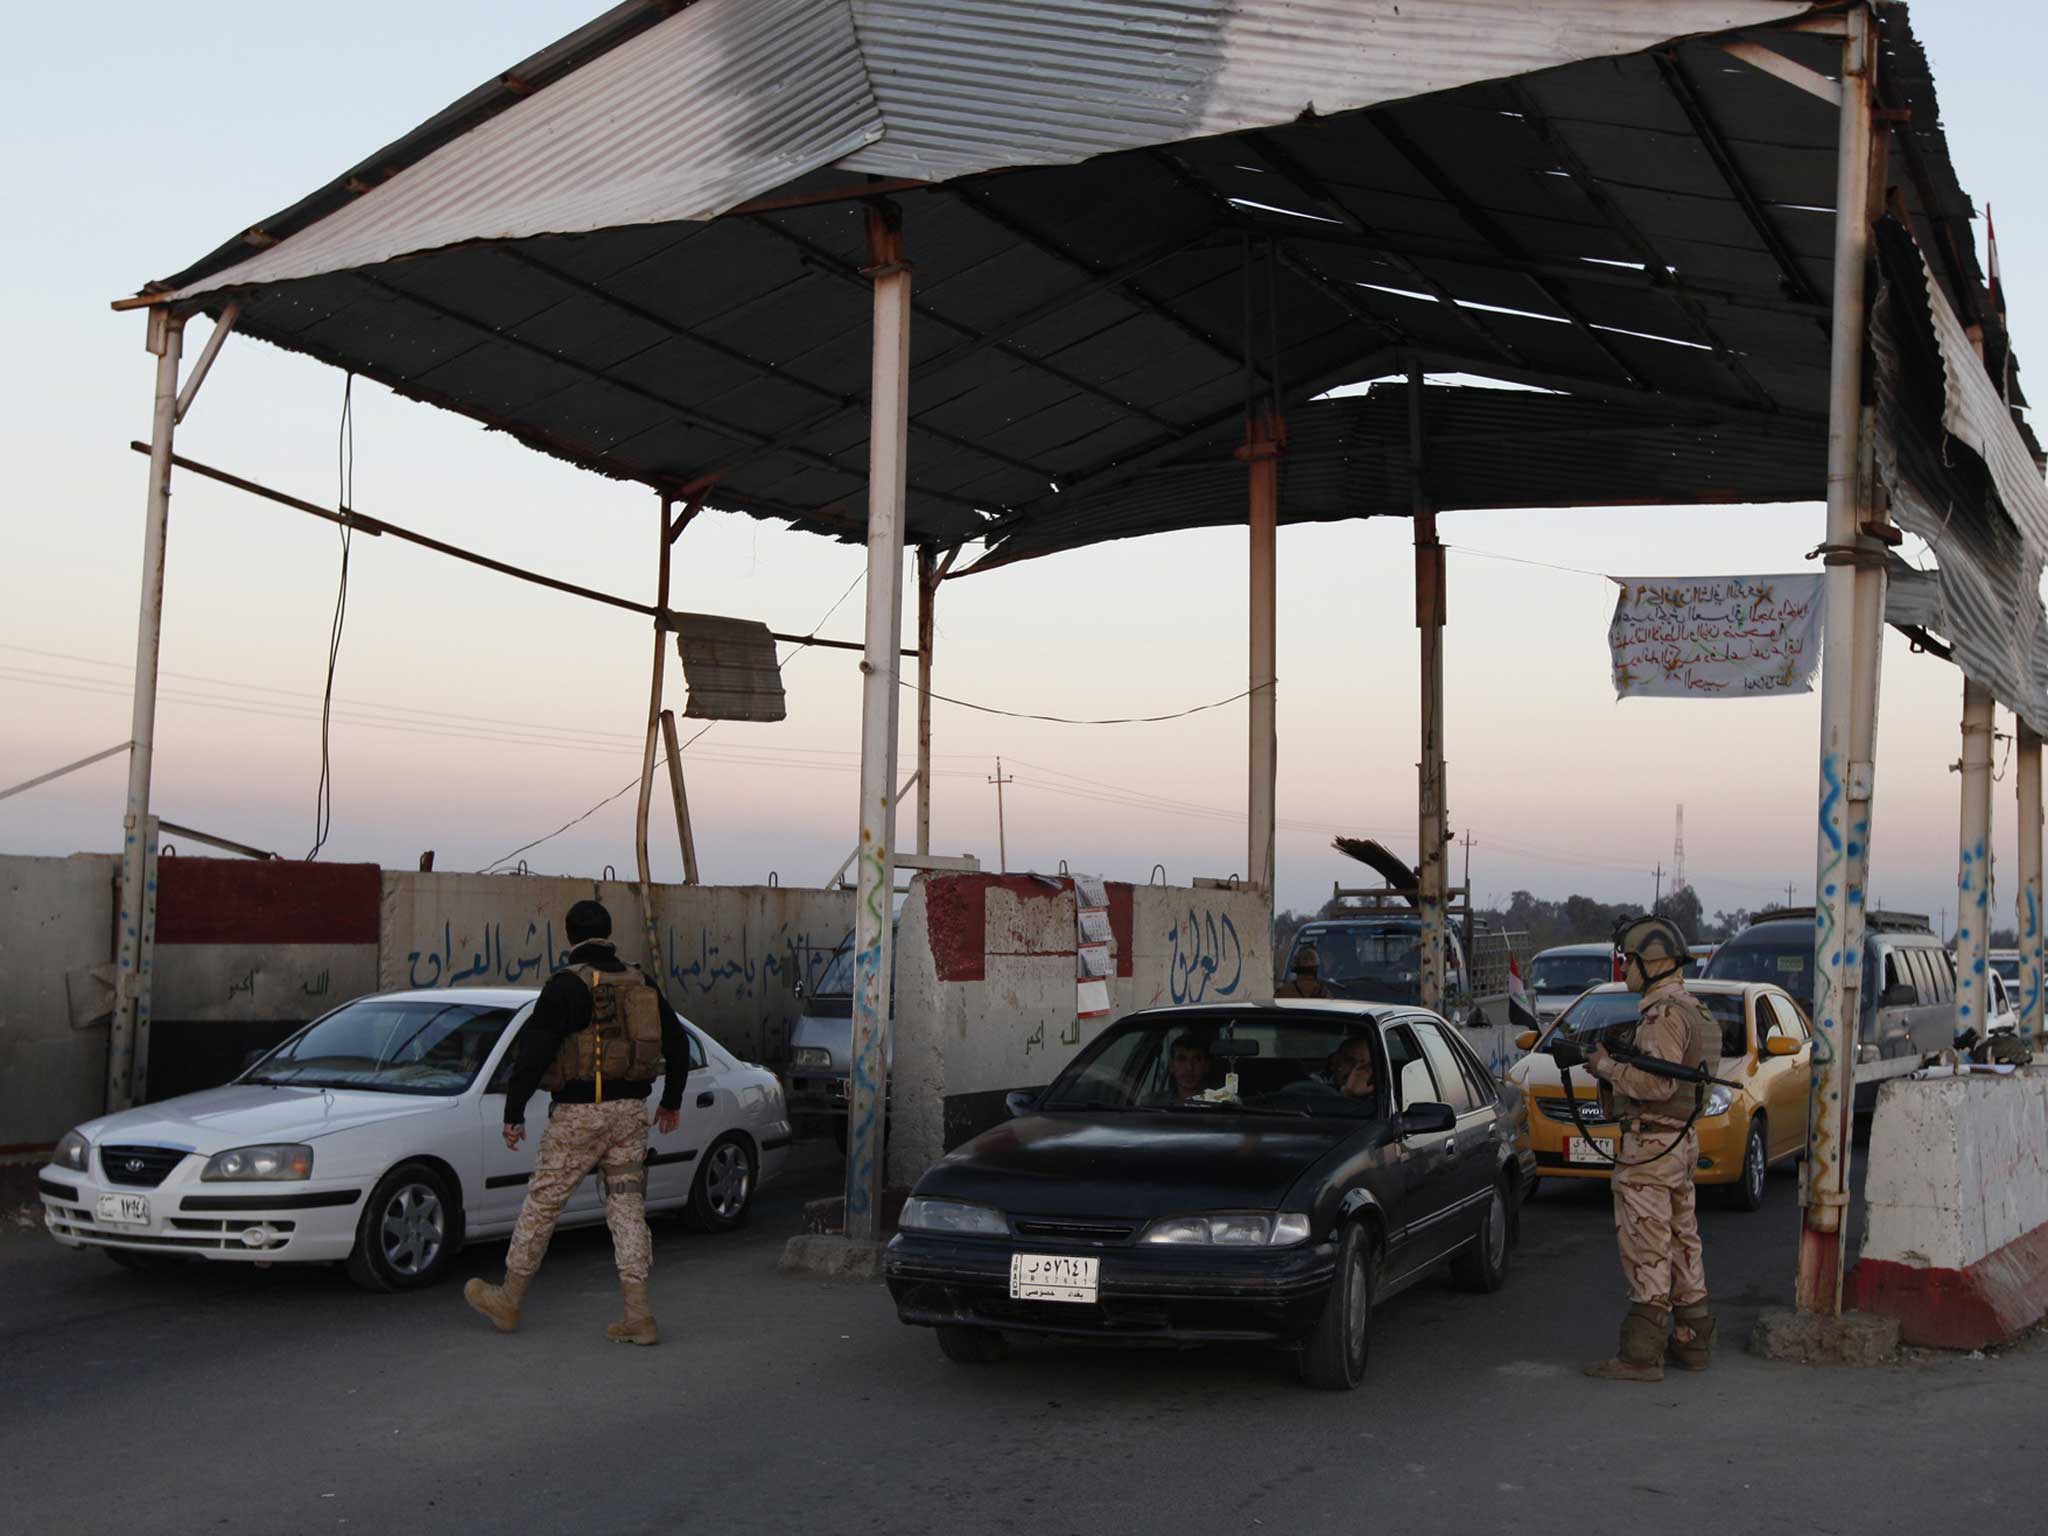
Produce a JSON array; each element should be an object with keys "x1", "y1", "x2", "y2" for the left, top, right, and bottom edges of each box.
[{"x1": 1612, "y1": 913, "x2": 1690, "y2": 987}]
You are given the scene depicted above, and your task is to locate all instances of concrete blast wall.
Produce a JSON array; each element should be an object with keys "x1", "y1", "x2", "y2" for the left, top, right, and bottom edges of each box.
[
  {"x1": 380, "y1": 873, "x2": 854, "y2": 1064},
  {"x1": 0, "y1": 855, "x2": 115, "y2": 1150},
  {"x1": 890, "y1": 873, "x2": 1272, "y2": 1183}
]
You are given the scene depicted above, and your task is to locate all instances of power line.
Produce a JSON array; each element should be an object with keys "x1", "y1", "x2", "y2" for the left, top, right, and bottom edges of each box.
[
  {"x1": 909, "y1": 681, "x2": 1264, "y2": 726},
  {"x1": 306, "y1": 373, "x2": 355, "y2": 861}
]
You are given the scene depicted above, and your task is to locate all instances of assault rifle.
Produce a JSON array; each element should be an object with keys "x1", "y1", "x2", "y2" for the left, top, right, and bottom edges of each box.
[{"x1": 1543, "y1": 1036, "x2": 1742, "y2": 1090}]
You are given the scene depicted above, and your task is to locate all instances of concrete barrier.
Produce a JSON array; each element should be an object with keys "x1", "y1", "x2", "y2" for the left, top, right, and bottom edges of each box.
[
  {"x1": 889, "y1": 873, "x2": 1272, "y2": 1183},
  {"x1": 0, "y1": 854, "x2": 115, "y2": 1152},
  {"x1": 1845, "y1": 1070, "x2": 2048, "y2": 1348}
]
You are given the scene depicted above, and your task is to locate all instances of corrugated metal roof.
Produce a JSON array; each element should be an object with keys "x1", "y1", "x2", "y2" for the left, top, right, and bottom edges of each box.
[
  {"x1": 675, "y1": 615, "x2": 789, "y2": 722},
  {"x1": 162, "y1": 0, "x2": 885, "y2": 298}
]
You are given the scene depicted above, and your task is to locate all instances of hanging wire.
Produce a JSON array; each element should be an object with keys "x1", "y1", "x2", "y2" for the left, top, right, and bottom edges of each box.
[
  {"x1": 306, "y1": 374, "x2": 355, "y2": 860},
  {"x1": 905, "y1": 680, "x2": 1265, "y2": 725}
]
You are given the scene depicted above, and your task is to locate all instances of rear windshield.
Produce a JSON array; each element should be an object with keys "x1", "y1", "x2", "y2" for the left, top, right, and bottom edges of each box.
[
  {"x1": 1548, "y1": 990, "x2": 1748, "y2": 1058},
  {"x1": 1043, "y1": 1013, "x2": 1396, "y2": 1120},
  {"x1": 1529, "y1": 953, "x2": 1612, "y2": 995},
  {"x1": 1703, "y1": 932, "x2": 1813, "y2": 1013}
]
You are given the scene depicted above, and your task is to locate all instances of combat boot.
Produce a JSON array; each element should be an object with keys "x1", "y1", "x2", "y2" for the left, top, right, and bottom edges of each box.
[
  {"x1": 1583, "y1": 1303, "x2": 1667, "y2": 1382},
  {"x1": 605, "y1": 1279, "x2": 659, "y2": 1346},
  {"x1": 463, "y1": 1270, "x2": 530, "y2": 1333},
  {"x1": 1667, "y1": 1300, "x2": 1715, "y2": 1371}
]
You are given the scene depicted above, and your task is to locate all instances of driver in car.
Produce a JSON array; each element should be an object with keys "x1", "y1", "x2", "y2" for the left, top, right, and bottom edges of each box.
[{"x1": 1161, "y1": 1031, "x2": 1216, "y2": 1102}]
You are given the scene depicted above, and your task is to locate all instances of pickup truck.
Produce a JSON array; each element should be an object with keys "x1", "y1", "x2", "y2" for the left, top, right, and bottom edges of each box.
[{"x1": 1284, "y1": 916, "x2": 1485, "y2": 1025}]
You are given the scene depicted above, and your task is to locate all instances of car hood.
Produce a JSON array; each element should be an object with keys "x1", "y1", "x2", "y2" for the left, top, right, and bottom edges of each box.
[
  {"x1": 79, "y1": 1085, "x2": 454, "y2": 1152},
  {"x1": 913, "y1": 1111, "x2": 1357, "y2": 1218}
]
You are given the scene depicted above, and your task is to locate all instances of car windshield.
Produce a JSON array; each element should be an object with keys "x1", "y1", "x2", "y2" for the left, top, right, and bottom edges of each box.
[
  {"x1": 1294, "y1": 926, "x2": 1421, "y2": 997},
  {"x1": 1992, "y1": 955, "x2": 2021, "y2": 985},
  {"x1": 1529, "y1": 953, "x2": 1611, "y2": 994},
  {"x1": 815, "y1": 943, "x2": 855, "y2": 995},
  {"x1": 1702, "y1": 934, "x2": 1813, "y2": 1014},
  {"x1": 245, "y1": 998, "x2": 518, "y2": 1094},
  {"x1": 1547, "y1": 990, "x2": 1748, "y2": 1057},
  {"x1": 1041, "y1": 1013, "x2": 1391, "y2": 1120}
]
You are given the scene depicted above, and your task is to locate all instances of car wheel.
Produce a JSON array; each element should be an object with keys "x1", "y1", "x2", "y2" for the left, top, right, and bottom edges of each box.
[
  {"x1": 102, "y1": 1246, "x2": 191, "y2": 1272},
  {"x1": 1729, "y1": 1117, "x2": 1768, "y2": 1212},
  {"x1": 344, "y1": 1162, "x2": 460, "y2": 1292},
  {"x1": 1524, "y1": 1176, "x2": 1542, "y2": 1202},
  {"x1": 935, "y1": 1325, "x2": 1008, "y2": 1364},
  {"x1": 1299, "y1": 1221, "x2": 1376, "y2": 1391},
  {"x1": 684, "y1": 1134, "x2": 755, "y2": 1233},
  {"x1": 1451, "y1": 1178, "x2": 1513, "y2": 1293}
]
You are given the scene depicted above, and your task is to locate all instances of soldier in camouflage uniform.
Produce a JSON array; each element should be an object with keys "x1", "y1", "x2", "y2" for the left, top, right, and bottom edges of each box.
[
  {"x1": 1276, "y1": 947, "x2": 1337, "y2": 998},
  {"x1": 1582, "y1": 915, "x2": 1720, "y2": 1382},
  {"x1": 463, "y1": 900, "x2": 690, "y2": 1345}
]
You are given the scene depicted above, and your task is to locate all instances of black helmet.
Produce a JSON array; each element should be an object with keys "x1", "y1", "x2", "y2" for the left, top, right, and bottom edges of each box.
[
  {"x1": 1612, "y1": 913, "x2": 1688, "y2": 978},
  {"x1": 565, "y1": 899, "x2": 613, "y2": 944}
]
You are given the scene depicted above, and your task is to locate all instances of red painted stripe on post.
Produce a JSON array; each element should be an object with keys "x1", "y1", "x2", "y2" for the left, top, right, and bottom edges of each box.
[
  {"x1": 1108, "y1": 882, "x2": 1134, "y2": 979},
  {"x1": 155, "y1": 858, "x2": 381, "y2": 945},
  {"x1": 1846, "y1": 1220, "x2": 2048, "y2": 1349}
]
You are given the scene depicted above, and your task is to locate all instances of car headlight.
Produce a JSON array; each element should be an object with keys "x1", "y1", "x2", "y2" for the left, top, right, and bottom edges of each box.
[
  {"x1": 54, "y1": 1130, "x2": 90, "y2": 1173},
  {"x1": 897, "y1": 1197, "x2": 1006, "y2": 1235},
  {"x1": 1140, "y1": 1213, "x2": 1312, "y2": 1247},
  {"x1": 1703, "y1": 1086, "x2": 1735, "y2": 1117},
  {"x1": 790, "y1": 1047, "x2": 833, "y2": 1071},
  {"x1": 202, "y1": 1144, "x2": 314, "y2": 1182}
]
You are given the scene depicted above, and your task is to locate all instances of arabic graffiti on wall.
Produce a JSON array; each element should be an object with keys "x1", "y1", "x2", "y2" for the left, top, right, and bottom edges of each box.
[
  {"x1": 1609, "y1": 573, "x2": 1823, "y2": 699},
  {"x1": 404, "y1": 917, "x2": 841, "y2": 1002},
  {"x1": 1167, "y1": 908, "x2": 1245, "y2": 1005}
]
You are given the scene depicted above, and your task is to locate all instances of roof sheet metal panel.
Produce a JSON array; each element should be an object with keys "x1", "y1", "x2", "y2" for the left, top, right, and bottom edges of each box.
[
  {"x1": 165, "y1": 0, "x2": 885, "y2": 301},
  {"x1": 674, "y1": 616, "x2": 789, "y2": 723},
  {"x1": 839, "y1": 0, "x2": 1809, "y2": 181}
]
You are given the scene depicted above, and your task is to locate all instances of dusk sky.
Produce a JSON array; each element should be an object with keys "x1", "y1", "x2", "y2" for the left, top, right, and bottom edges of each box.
[{"x1": 4, "y1": 2, "x2": 2045, "y2": 935}]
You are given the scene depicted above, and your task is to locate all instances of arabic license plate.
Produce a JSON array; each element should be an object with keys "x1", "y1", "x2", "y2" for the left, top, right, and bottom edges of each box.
[
  {"x1": 1009, "y1": 1252, "x2": 1099, "y2": 1304},
  {"x1": 1566, "y1": 1135, "x2": 1618, "y2": 1166},
  {"x1": 96, "y1": 1193, "x2": 149, "y2": 1226}
]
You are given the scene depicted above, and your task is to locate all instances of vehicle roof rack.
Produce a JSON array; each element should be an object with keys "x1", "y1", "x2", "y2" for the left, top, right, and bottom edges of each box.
[{"x1": 1748, "y1": 905, "x2": 1931, "y2": 934}]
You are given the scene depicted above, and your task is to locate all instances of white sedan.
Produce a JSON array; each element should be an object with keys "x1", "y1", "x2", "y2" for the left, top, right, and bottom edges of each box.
[{"x1": 37, "y1": 987, "x2": 790, "y2": 1291}]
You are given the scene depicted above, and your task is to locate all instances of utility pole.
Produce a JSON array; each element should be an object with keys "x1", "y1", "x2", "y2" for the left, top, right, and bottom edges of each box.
[
  {"x1": 1652, "y1": 862, "x2": 1663, "y2": 912},
  {"x1": 1785, "y1": 881, "x2": 1797, "y2": 910},
  {"x1": 988, "y1": 757, "x2": 1014, "y2": 874}
]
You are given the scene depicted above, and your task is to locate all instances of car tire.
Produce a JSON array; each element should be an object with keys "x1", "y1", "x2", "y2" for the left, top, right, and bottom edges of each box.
[
  {"x1": 344, "y1": 1161, "x2": 460, "y2": 1293},
  {"x1": 1299, "y1": 1221, "x2": 1376, "y2": 1391},
  {"x1": 1451, "y1": 1177, "x2": 1513, "y2": 1294},
  {"x1": 935, "y1": 1324, "x2": 1008, "y2": 1364},
  {"x1": 1729, "y1": 1117, "x2": 1768, "y2": 1212},
  {"x1": 683, "y1": 1134, "x2": 755, "y2": 1233},
  {"x1": 102, "y1": 1246, "x2": 191, "y2": 1272}
]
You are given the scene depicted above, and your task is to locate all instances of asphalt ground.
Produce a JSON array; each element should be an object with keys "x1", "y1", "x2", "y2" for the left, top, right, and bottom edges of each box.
[{"x1": 4, "y1": 1146, "x2": 2043, "y2": 1536}]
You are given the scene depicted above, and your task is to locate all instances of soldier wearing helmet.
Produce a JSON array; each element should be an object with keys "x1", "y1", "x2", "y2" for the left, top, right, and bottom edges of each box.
[
  {"x1": 1582, "y1": 913, "x2": 1721, "y2": 1382},
  {"x1": 1276, "y1": 945, "x2": 1336, "y2": 999}
]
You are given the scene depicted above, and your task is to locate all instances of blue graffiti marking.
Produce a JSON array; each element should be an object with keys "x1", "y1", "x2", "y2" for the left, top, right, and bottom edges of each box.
[{"x1": 1167, "y1": 908, "x2": 1245, "y2": 1004}]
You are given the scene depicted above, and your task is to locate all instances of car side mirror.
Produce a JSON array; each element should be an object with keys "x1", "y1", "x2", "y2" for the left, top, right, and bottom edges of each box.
[
  {"x1": 1764, "y1": 1035, "x2": 1801, "y2": 1058},
  {"x1": 792, "y1": 979, "x2": 805, "y2": 1001},
  {"x1": 1398, "y1": 1102, "x2": 1456, "y2": 1136},
  {"x1": 1881, "y1": 983, "x2": 1915, "y2": 1009},
  {"x1": 1005, "y1": 1090, "x2": 1037, "y2": 1118},
  {"x1": 1514, "y1": 1030, "x2": 1537, "y2": 1051}
]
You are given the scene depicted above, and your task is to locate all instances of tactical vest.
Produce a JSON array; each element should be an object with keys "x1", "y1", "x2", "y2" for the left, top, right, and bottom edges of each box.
[
  {"x1": 539, "y1": 966, "x2": 664, "y2": 1097},
  {"x1": 1611, "y1": 984, "x2": 1719, "y2": 1126}
]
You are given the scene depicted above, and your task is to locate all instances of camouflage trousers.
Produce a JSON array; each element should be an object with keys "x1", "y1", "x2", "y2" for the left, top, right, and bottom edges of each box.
[
  {"x1": 506, "y1": 1100, "x2": 653, "y2": 1284},
  {"x1": 1611, "y1": 1123, "x2": 1706, "y2": 1308}
]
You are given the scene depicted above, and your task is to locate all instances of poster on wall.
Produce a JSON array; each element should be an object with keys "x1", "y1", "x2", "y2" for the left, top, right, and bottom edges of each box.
[{"x1": 1609, "y1": 573, "x2": 1824, "y2": 700}]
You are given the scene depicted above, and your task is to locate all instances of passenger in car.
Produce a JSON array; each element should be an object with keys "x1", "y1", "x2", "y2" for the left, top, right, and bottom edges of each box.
[{"x1": 1327, "y1": 1032, "x2": 1379, "y2": 1101}]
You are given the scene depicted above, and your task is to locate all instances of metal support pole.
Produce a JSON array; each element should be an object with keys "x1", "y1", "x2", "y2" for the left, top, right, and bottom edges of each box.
[
  {"x1": 110, "y1": 308, "x2": 185, "y2": 1114},
  {"x1": 659, "y1": 709, "x2": 700, "y2": 885},
  {"x1": 846, "y1": 203, "x2": 912, "y2": 1242},
  {"x1": 2019, "y1": 726, "x2": 2046, "y2": 1049},
  {"x1": 1798, "y1": 4, "x2": 1877, "y2": 1317},
  {"x1": 916, "y1": 547, "x2": 936, "y2": 858},
  {"x1": 1411, "y1": 364, "x2": 1449, "y2": 1017},
  {"x1": 1243, "y1": 414, "x2": 1280, "y2": 901},
  {"x1": 1955, "y1": 680, "x2": 1996, "y2": 1035},
  {"x1": 635, "y1": 495, "x2": 672, "y2": 988},
  {"x1": 130, "y1": 819, "x2": 161, "y2": 1100}
]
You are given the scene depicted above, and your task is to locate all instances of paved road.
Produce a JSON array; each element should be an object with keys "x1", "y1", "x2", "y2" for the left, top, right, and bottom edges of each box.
[{"x1": 4, "y1": 1149, "x2": 2043, "y2": 1536}]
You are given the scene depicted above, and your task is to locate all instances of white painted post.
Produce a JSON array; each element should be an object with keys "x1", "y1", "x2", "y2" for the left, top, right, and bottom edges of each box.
[
  {"x1": 916, "y1": 547, "x2": 935, "y2": 859},
  {"x1": 1411, "y1": 364, "x2": 1449, "y2": 1017},
  {"x1": 110, "y1": 309, "x2": 185, "y2": 1113},
  {"x1": 2017, "y1": 724, "x2": 2045, "y2": 1049},
  {"x1": 1798, "y1": 2, "x2": 1877, "y2": 1316},
  {"x1": 1245, "y1": 415, "x2": 1278, "y2": 901},
  {"x1": 1955, "y1": 680, "x2": 1996, "y2": 1034},
  {"x1": 846, "y1": 204, "x2": 911, "y2": 1242}
]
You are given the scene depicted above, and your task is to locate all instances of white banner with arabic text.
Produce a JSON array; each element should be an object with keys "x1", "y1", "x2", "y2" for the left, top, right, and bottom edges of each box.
[{"x1": 1610, "y1": 574, "x2": 1823, "y2": 700}]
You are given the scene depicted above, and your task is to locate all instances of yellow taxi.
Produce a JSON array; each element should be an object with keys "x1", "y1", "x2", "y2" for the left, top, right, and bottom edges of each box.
[{"x1": 1504, "y1": 979, "x2": 1811, "y2": 1210}]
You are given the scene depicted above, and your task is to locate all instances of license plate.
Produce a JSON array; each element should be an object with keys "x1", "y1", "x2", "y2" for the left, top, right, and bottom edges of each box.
[
  {"x1": 1566, "y1": 1135, "x2": 1618, "y2": 1166},
  {"x1": 1009, "y1": 1253, "x2": 1099, "y2": 1304},
  {"x1": 96, "y1": 1193, "x2": 149, "y2": 1226}
]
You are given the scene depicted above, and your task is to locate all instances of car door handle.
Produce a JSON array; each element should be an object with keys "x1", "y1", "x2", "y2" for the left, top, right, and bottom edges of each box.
[
  {"x1": 1442, "y1": 1137, "x2": 1457, "y2": 1155},
  {"x1": 696, "y1": 1091, "x2": 715, "y2": 1107}
]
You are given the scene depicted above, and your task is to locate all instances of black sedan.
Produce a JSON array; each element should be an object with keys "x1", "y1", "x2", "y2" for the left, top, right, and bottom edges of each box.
[{"x1": 883, "y1": 1002, "x2": 1533, "y2": 1389}]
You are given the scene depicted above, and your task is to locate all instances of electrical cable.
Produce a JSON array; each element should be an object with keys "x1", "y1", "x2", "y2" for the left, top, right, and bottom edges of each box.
[
  {"x1": 1442, "y1": 543, "x2": 1615, "y2": 582},
  {"x1": 908, "y1": 680, "x2": 1264, "y2": 726},
  {"x1": 306, "y1": 375, "x2": 354, "y2": 860}
]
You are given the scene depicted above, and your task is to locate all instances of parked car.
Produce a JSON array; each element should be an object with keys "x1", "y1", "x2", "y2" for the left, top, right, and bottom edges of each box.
[
  {"x1": 1685, "y1": 944, "x2": 1717, "y2": 979},
  {"x1": 1526, "y1": 943, "x2": 1616, "y2": 1022},
  {"x1": 1285, "y1": 917, "x2": 1481, "y2": 1023},
  {"x1": 37, "y1": 988, "x2": 789, "y2": 1290},
  {"x1": 1703, "y1": 907, "x2": 1952, "y2": 1108},
  {"x1": 785, "y1": 930, "x2": 892, "y2": 1148},
  {"x1": 1506, "y1": 979, "x2": 1810, "y2": 1210},
  {"x1": 1989, "y1": 948, "x2": 2021, "y2": 989},
  {"x1": 1984, "y1": 966, "x2": 2019, "y2": 1036},
  {"x1": 883, "y1": 1001, "x2": 1534, "y2": 1390}
]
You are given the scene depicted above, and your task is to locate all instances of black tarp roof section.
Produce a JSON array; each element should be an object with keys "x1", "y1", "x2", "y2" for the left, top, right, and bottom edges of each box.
[{"x1": 150, "y1": 5, "x2": 2026, "y2": 563}]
